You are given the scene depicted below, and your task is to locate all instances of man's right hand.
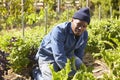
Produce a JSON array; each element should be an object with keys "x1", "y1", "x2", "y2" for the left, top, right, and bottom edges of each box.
[
  {"x1": 69, "y1": 56, "x2": 76, "y2": 70},
  {"x1": 68, "y1": 69, "x2": 76, "y2": 80},
  {"x1": 53, "y1": 63, "x2": 61, "y2": 72}
]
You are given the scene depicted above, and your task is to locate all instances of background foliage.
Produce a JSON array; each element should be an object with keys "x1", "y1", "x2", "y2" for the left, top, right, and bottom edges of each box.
[
  {"x1": 0, "y1": 0, "x2": 120, "y2": 79},
  {"x1": 0, "y1": 0, "x2": 120, "y2": 30},
  {"x1": 0, "y1": 18, "x2": 120, "y2": 79}
]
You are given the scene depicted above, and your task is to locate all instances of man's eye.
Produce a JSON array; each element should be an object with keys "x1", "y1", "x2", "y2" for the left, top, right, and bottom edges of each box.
[
  {"x1": 83, "y1": 25, "x2": 86, "y2": 28},
  {"x1": 78, "y1": 24, "x2": 84, "y2": 27},
  {"x1": 79, "y1": 24, "x2": 86, "y2": 28},
  {"x1": 77, "y1": 24, "x2": 82, "y2": 27}
]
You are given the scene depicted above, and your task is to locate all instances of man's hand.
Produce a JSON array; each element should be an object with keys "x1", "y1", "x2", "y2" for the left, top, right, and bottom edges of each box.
[
  {"x1": 68, "y1": 70, "x2": 76, "y2": 80},
  {"x1": 68, "y1": 69, "x2": 76, "y2": 77},
  {"x1": 68, "y1": 56, "x2": 76, "y2": 79},
  {"x1": 53, "y1": 63, "x2": 61, "y2": 72},
  {"x1": 69, "y1": 56, "x2": 76, "y2": 70}
]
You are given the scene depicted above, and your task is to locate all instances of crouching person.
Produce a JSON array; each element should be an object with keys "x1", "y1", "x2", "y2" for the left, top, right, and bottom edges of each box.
[{"x1": 33, "y1": 7, "x2": 91, "y2": 80}]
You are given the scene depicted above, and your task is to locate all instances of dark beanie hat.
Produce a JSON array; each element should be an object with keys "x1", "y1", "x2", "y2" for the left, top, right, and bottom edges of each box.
[{"x1": 73, "y1": 7, "x2": 90, "y2": 24}]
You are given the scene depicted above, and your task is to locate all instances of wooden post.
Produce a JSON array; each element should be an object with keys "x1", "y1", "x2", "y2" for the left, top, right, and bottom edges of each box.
[
  {"x1": 119, "y1": 6, "x2": 120, "y2": 19},
  {"x1": 57, "y1": 0, "x2": 61, "y2": 14},
  {"x1": 21, "y1": 0, "x2": 25, "y2": 38},
  {"x1": 110, "y1": 6, "x2": 112, "y2": 19},
  {"x1": 35, "y1": 0, "x2": 37, "y2": 12},
  {"x1": 45, "y1": 7, "x2": 48, "y2": 35},
  {"x1": 67, "y1": 7, "x2": 69, "y2": 21},
  {"x1": 99, "y1": 4, "x2": 101, "y2": 20},
  {"x1": 86, "y1": 0, "x2": 89, "y2": 7},
  {"x1": 80, "y1": 0, "x2": 83, "y2": 8}
]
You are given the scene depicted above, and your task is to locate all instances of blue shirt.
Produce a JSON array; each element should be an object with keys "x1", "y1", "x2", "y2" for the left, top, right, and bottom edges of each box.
[{"x1": 36, "y1": 22, "x2": 88, "y2": 69}]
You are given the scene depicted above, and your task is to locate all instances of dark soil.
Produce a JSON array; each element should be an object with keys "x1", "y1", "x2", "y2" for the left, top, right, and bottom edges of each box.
[{"x1": 83, "y1": 53, "x2": 110, "y2": 79}]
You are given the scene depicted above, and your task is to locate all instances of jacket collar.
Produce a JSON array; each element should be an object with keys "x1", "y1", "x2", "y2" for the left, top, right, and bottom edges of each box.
[{"x1": 69, "y1": 22, "x2": 74, "y2": 34}]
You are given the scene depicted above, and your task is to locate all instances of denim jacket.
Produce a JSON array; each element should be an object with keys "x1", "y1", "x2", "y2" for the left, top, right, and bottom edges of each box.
[{"x1": 35, "y1": 22, "x2": 88, "y2": 70}]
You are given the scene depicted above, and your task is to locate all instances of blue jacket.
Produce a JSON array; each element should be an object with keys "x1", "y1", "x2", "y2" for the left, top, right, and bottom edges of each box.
[{"x1": 36, "y1": 22, "x2": 88, "y2": 70}]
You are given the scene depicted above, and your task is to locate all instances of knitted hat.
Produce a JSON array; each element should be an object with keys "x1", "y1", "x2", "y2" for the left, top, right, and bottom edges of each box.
[{"x1": 73, "y1": 7, "x2": 90, "y2": 24}]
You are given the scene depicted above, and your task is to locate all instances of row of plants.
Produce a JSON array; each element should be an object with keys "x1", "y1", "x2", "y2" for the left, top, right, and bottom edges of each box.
[
  {"x1": 0, "y1": 26, "x2": 45, "y2": 75},
  {"x1": 87, "y1": 19, "x2": 120, "y2": 80},
  {"x1": 0, "y1": 18, "x2": 120, "y2": 79}
]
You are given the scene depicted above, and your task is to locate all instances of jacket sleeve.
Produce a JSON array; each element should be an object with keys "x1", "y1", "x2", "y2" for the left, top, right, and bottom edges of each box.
[
  {"x1": 51, "y1": 27, "x2": 67, "y2": 69},
  {"x1": 74, "y1": 31, "x2": 88, "y2": 60}
]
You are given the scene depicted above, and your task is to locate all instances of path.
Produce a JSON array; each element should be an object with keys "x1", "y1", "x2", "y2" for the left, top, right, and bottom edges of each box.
[{"x1": 83, "y1": 53, "x2": 110, "y2": 79}]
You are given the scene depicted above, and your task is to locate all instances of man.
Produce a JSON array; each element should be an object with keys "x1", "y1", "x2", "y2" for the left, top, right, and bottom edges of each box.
[{"x1": 34, "y1": 7, "x2": 90, "y2": 80}]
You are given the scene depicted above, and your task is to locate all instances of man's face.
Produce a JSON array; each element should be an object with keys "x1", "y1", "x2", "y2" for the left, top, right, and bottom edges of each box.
[{"x1": 71, "y1": 19, "x2": 88, "y2": 36}]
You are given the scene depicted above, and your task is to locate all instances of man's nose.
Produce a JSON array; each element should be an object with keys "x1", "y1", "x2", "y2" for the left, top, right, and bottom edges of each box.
[
  {"x1": 78, "y1": 26, "x2": 83, "y2": 30},
  {"x1": 78, "y1": 27, "x2": 81, "y2": 30}
]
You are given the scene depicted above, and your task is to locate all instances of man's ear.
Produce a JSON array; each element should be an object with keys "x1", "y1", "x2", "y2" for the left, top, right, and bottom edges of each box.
[{"x1": 71, "y1": 18, "x2": 74, "y2": 22}]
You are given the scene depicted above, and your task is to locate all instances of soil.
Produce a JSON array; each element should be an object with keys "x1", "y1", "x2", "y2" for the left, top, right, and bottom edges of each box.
[
  {"x1": 83, "y1": 53, "x2": 110, "y2": 79},
  {"x1": 2, "y1": 53, "x2": 110, "y2": 80}
]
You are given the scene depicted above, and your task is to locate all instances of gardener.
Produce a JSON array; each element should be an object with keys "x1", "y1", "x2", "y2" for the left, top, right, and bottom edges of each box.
[{"x1": 33, "y1": 7, "x2": 91, "y2": 80}]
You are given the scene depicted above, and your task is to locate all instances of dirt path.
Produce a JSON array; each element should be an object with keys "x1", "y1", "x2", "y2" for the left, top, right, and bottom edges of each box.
[{"x1": 83, "y1": 53, "x2": 110, "y2": 79}]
